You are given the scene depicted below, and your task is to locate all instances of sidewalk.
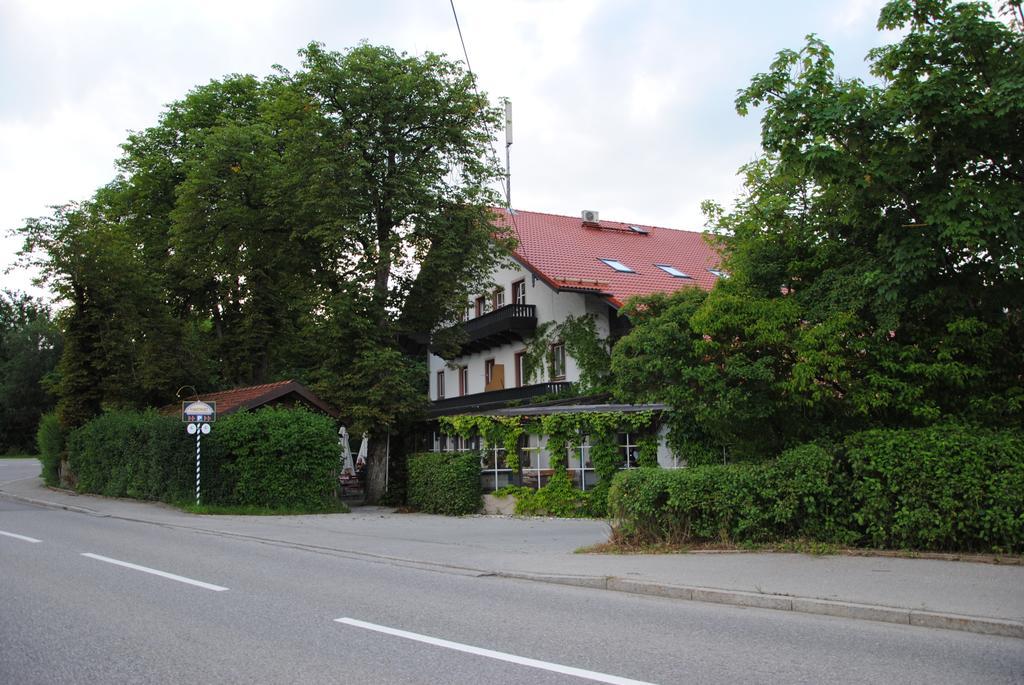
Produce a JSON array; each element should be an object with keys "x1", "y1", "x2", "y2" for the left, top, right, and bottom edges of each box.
[{"x1": 2, "y1": 460, "x2": 1021, "y2": 639}]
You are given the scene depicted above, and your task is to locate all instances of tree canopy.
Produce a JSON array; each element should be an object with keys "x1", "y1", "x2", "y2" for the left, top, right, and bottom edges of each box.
[
  {"x1": 613, "y1": 0, "x2": 1023, "y2": 463},
  {"x1": 0, "y1": 290, "x2": 62, "y2": 452},
  {"x1": 15, "y1": 43, "x2": 508, "y2": 498}
]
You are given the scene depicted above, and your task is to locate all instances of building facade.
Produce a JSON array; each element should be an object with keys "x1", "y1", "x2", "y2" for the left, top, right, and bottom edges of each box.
[{"x1": 426, "y1": 208, "x2": 723, "y2": 489}]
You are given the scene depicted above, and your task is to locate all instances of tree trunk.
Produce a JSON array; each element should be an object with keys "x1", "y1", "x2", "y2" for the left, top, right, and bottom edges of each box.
[{"x1": 363, "y1": 435, "x2": 389, "y2": 504}]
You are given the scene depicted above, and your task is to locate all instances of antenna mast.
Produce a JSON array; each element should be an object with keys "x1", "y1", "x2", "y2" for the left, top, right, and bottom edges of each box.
[{"x1": 503, "y1": 98, "x2": 512, "y2": 209}]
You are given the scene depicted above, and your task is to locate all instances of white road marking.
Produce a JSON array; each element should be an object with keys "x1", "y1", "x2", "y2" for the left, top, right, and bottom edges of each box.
[
  {"x1": 0, "y1": 529, "x2": 41, "y2": 543},
  {"x1": 335, "y1": 617, "x2": 658, "y2": 685},
  {"x1": 81, "y1": 553, "x2": 228, "y2": 592}
]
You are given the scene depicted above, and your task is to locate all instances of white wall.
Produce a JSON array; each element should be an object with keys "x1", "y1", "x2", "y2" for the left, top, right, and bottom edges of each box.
[{"x1": 428, "y1": 257, "x2": 612, "y2": 399}]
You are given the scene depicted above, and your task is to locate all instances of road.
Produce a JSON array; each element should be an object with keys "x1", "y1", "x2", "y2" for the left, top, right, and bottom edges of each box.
[{"x1": 1, "y1": 493, "x2": 1022, "y2": 684}]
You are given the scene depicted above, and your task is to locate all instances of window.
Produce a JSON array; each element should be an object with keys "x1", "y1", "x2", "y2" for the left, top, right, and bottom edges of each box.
[
  {"x1": 707, "y1": 268, "x2": 730, "y2": 279},
  {"x1": 512, "y1": 279, "x2": 526, "y2": 304},
  {"x1": 480, "y1": 443, "x2": 512, "y2": 491},
  {"x1": 550, "y1": 342, "x2": 566, "y2": 380},
  {"x1": 598, "y1": 258, "x2": 635, "y2": 273},
  {"x1": 655, "y1": 264, "x2": 691, "y2": 278},
  {"x1": 485, "y1": 358, "x2": 496, "y2": 385},
  {"x1": 436, "y1": 370, "x2": 445, "y2": 400},
  {"x1": 438, "y1": 433, "x2": 478, "y2": 453},
  {"x1": 475, "y1": 296, "x2": 487, "y2": 317},
  {"x1": 619, "y1": 433, "x2": 641, "y2": 469},
  {"x1": 514, "y1": 351, "x2": 525, "y2": 387},
  {"x1": 567, "y1": 436, "x2": 597, "y2": 490},
  {"x1": 518, "y1": 434, "x2": 549, "y2": 490},
  {"x1": 459, "y1": 366, "x2": 469, "y2": 396},
  {"x1": 628, "y1": 225, "x2": 649, "y2": 234},
  {"x1": 492, "y1": 288, "x2": 505, "y2": 310}
]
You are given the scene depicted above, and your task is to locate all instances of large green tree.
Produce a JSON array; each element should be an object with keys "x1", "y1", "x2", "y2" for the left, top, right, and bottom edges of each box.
[
  {"x1": 17, "y1": 192, "x2": 200, "y2": 427},
  {"x1": 292, "y1": 43, "x2": 507, "y2": 501},
  {"x1": 0, "y1": 290, "x2": 62, "y2": 451},
  {"x1": 614, "y1": 0, "x2": 1023, "y2": 462},
  {"x1": 16, "y1": 43, "x2": 507, "y2": 501}
]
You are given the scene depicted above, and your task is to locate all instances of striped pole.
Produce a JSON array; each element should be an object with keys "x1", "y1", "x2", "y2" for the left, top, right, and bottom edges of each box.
[{"x1": 195, "y1": 426, "x2": 201, "y2": 505}]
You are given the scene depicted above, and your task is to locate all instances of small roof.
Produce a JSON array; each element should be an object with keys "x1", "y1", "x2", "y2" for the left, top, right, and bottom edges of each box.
[
  {"x1": 165, "y1": 380, "x2": 338, "y2": 418},
  {"x1": 493, "y1": 208, "x2": 723, "y2": 307}
]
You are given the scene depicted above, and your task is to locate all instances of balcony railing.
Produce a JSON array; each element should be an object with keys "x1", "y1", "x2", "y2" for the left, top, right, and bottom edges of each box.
[
  {"x1": 434, "y1": 303, "x2": 537, "y2": 358},
  {"x1": 427, "y1": 381, "x2": 573, "y2": 418}
]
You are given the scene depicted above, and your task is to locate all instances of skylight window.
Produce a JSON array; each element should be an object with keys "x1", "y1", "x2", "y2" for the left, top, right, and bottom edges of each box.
[
  {"x1": 655, "y1": 264, "x2": 691, "y2": 278},
  {"x1": 708, "y1": 268, "x2": 730, "y2": 279},
  {"x1": 598, "y1": 258, "x2": 635, "y2": 273},
  {"x1": 628, "y1": 225, "x2": 649, "y2": 234}
]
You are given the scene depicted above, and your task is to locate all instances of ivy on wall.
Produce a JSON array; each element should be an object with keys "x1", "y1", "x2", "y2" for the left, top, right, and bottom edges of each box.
[
  {"x1": 519, "y1": 315, "x2": 612, "y2": 393},
  {"x1": 440, "y1": 410, "x2": 657, "y2": 515},
  {"x1": 440, "y1": 414, "x2": 534, "y2": 471}
]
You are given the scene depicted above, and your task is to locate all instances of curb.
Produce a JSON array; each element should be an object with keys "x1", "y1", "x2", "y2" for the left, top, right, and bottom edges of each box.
[
  {"x1": 497, "y1": 571, "x2": 1024, "y2": 640},
  {"x1": 4, "y1": 485, "x2": 1021, "y2": 640},
  {"x1": 0, "y1": 488, "x2": 105, "y2": 518}
]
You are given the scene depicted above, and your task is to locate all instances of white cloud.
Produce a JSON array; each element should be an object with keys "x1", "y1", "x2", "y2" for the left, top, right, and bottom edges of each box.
[{"x1": 1, "y1": 0, "x2": 889, "y2": 299}]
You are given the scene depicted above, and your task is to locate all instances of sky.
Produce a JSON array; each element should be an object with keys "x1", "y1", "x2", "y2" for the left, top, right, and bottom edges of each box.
[{"x1": 0, "y1": 0, "x2": 895, "y2": 298}]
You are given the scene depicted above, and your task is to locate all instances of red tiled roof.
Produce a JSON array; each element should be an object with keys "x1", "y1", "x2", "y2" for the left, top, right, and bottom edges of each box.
[
  {"x1": 492, "y1": 208, "x2": 722, "y2": 307},
  {"x1": 164, "y1": 380, "x2": 338, "y2": 417}
]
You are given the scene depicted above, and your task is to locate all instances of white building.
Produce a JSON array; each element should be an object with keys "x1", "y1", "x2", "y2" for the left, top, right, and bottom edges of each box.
[{"x1": 427, "y1": 208, "x2": 723, "y2": 489}]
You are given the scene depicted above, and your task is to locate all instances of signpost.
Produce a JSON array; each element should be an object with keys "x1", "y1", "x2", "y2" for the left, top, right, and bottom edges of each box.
[{"x1": 182, "y1": 401, "x2": 216, "y2": 504}]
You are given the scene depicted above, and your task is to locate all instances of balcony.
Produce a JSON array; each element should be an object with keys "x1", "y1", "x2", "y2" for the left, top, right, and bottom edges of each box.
[
  {"x1": 427, "y1": 381, "x2": 573, "y2": 418},
  {"x1": 435, "y1": 303, "x2": 537, "y2": 358}
]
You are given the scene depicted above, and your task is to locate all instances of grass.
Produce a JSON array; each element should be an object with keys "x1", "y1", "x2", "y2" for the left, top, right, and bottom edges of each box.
[
  {"x1": 577, "y1": 538, "x2": 1023, "y2": 564},
  {"x1": 176, "y1": 500, "x2": 350, "y2": 516},
  {"x1": 576, "y1": 538, "x2": 838, "y2": 555},
  {"x1": 0, "y1": 453, "x2": 39, "y2": 459}
]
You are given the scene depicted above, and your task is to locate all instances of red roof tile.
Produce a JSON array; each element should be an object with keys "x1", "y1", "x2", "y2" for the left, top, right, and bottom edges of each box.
[
  {"x1": 493, "y1": 208, "x2": 722, "y2": 307},
  {"x1": 164, "y1": 380, "x2": 338, "y2": 417}
]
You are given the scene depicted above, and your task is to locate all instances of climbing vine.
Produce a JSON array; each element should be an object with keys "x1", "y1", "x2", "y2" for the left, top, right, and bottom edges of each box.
[
  {"x1": 519, "y1": 315, "x2": 612, "y2": 393},
  {"x1": 440, "y1": 415, "x2": 531, "y2": 471},
  {"x1": 559, "y1": 315, "x2": 612, "y2": 393},
  {"x1": 521, "y1": 321, "x2": 555, "y2": 383},
  {"x1": 440, "y1": 410, "x2": 657, "y2": 515}
]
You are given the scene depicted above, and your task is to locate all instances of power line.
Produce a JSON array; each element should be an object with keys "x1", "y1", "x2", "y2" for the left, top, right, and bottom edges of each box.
[
  {"x1": 449, "y1": 0, "x2": 473, "y2": 77},
  {"x1": 447, "y1": 0, "x2": 523, "y2": 256}
]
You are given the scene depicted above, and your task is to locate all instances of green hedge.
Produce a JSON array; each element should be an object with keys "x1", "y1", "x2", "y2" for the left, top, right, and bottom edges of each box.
[
  {"x1": 67, "y1": 410, "x2": 192, "y2": 501},
  {"x1": 407, "y1": 451, "x2": 481, "y2": 515},
  {"x1": 608, "y1": 444, "x2": 847, "y2": 545},
  {"x1": 36, "y1": 412, "x2": 64, "y2": 487},
  {"x1": 608, "y1": 425, "x2": 1024, "y2": 553},
  {"x1": 845, "y1": 425, "x2": 1024, "y2": 553},
  {"x1": 498, "y1": 473, "x2": 594, "y2": 517},
  {"x1": 202, "y1": 407, "x2": 339, "y2": 509},
  {"x1": 66, "y1": 407, "x2": 341, "y2": 510}
]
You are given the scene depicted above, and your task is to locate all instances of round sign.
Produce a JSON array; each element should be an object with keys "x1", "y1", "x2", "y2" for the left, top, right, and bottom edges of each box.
[
  {"x1": 200, "y1": 423, "x2": 211, "y2": 435},
  {"x1": 186, "y1": 423, "x2": 197, "y2": 435}
]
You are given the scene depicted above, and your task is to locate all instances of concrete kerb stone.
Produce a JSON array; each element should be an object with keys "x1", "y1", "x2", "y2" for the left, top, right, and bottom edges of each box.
[
  {"x1": 5, "y1": 483, "x2": 1022, "y2": 641},
  {"x1": 499, "y1": 571, "x2": 610, "y2": 590},
  {"x1": 909, "y1": 611, "x2": 1024, "y2": 639},
  {"x1": 0, "y1": 488, "x2": 105, "y2": 518},
  {"x1": 498, "y1": 571, "x2": 1024, "y2": 640},
  {"x1": 608, "y1": 577, "x2": 693, "y2": 600}
]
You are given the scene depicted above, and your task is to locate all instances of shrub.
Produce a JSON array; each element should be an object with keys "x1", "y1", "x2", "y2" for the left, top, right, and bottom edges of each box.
[
  {"x1": 407, "y1": 451, "x2": 481, "y2": 515},
  {"x1": 204, "y1": 407, "x2": 339, "y2": 510},
  {"x1": 510, "y1": 473, "x2": 593, "y2": 517},
  {"x1": 36, "y1": 412, "x2": 63, "y2": 486},
  {"x1": 607, "y1": 444, "x2": 845, "y2": 545},
  {"x1": 67, "y1": 410, "x2": 192, "y2": 501},
  {"x1": 844, "y1": 424, "x2": 1024, "y2": 553}
]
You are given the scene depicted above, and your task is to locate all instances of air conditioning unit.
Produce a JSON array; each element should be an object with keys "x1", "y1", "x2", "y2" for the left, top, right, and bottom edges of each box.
[{"x1": 581, "y1": 210, "x2": 599, "y2": 224}]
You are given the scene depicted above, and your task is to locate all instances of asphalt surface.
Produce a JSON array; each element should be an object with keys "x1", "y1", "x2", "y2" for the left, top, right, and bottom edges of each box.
[
  {"x1": 3, "y1": 459, "x2": 1022, "y2": 629},
  {"x1": 2, "y1": 495, "x2": 1023, "y2": 684}
]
